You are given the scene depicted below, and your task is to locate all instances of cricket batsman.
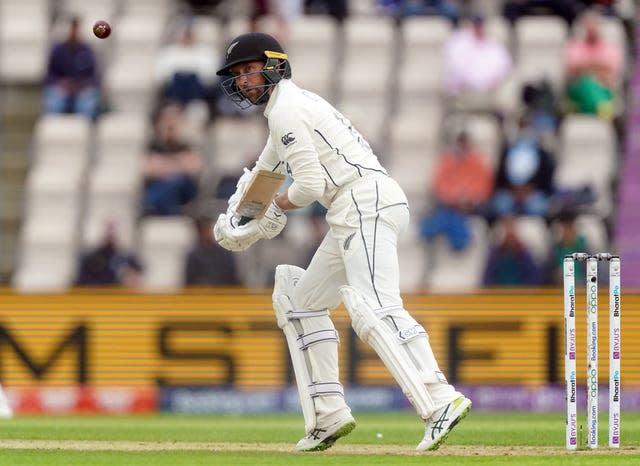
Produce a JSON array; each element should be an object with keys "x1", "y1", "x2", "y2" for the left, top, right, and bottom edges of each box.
[{"x1": 213, "y1": 32, "x2": 471, "y2": 452}]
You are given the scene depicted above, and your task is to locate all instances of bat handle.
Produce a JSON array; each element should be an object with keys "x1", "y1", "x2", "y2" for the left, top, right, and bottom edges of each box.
[{"x1": 238, "y1": 216, "x2": 253, "y2": 226}]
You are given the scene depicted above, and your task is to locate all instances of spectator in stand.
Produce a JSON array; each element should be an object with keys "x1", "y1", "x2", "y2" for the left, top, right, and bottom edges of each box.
[
  {"x1": 184, "y1": 216, "x2": 241, "y2": 285},
  {"x1": 443, "y1": 14, "x2": 513, "y2": 100},
  {"x1": 420, "y1": 130, "x2": 494, "y2": 251},
  {"x1": 142, "y1": 103, "x2": 204, "y2": 216},
  {"x1": 76, "y1": 222, "x2": 143, "y2": 287},
  {"x1": 502, "y1": 0, "x2": 586, "y2": 26},
  {"x1": 250, "y1": 0, "x2": 304, "y2": 44},
  {"x1": 378, "y1": 0, "x2": 462, "y2": 23},
  {"x1": 546, "y1": 211, "x2": 590, "y2": 285},
  {"x1": 154, "y1": 19, "x2": 218, "y2": 117},
  {"x1": 182, "y1": 0, "x2": 225, "y2": 15},
  {"x1": 43, "y1": 16, "x2": 100, "y2": 119},
  {"x1": 305, "y1": 0, "x2": 348, "y2": 22},
  {"x1": 483, "y1": 215, "x2": 544, "y2": 286},
  {"x1": 564, "y1": 8, "x2": 624, "y2": 120},
  {"x1": 489, "y1": 115, "x2": 555, "y2": 219}
]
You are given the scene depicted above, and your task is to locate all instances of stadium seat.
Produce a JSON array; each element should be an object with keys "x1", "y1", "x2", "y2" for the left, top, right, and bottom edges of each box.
[
  {"x1": 555, "y1": 115, "x2": 617, "y2": 217},
  {"x1": 513, "y1": 215, "x2": 552, "y2": 264},
  {"x1": 95, "y1": 112, "x2": 149, "y2": 170},
  {"x1": 58, "y1": 0, "x2": 118, "y2": 22},
  {"x1": 449, "y1": 113, "x2": 503, "y2": 170},
  {"x1": 104, "y1": 55, "x2": 157, "y2": 113},
  {"x1": 426, "y1": 216, "x2": 490, "y2": 292},
  {"x1": 209, "y1": 116, "x2": 268, "y2": 176},
  {"x1": 33, "y1": 114, "x2": 92, "y2": 169},
  {"x1": 387, "y1": 106, "x2": 443, "y2": 200},
  {"x1": 103, "y1": 13, "x2": 166, "y2": 112},
  {"x1": 82, "y1": 163, "x2": 141, "y2": 249},
  {"x1": 287, "y1": 15, "x2": 338, "y2": 98},
  {"x1": 190, "y1": 15, "x2": 224, "y2": 51},
  {"x1": 123, "y1": 0, "x2": 175, "y2": 19},
  {"x1": 0, "y1": 3, "x2": 49, "y2": 83},
  {"x1": 336, "y1": 100, "x2": 387, "y2": 154},
  {"x1": 398, "y1": 222, "x2": 428, "y2": 292},
  {"x1": 24, "y1": 162, "x2": 84, "y2": 220},
  {"x1": 515, "y1": 16, "x2": 568, "y2": 90},
  {"x1": 559, "y1": 115, "x2": 617, "y2": 177},
  {"x1": 397, "y1": 16, "x2": 451, "y2": 111},
  {"x1": 338, "y1": 16, "x2": 396, "y2": 106},
  {"x1": 138, "y1": 216, "x2": 196, "y2": 291},
  {"x1": 485, "y1": 14, "x2": 511, "y2": 46},
  {"x1": 13, "y1": 210, "x2": 80, "y2": 292}
]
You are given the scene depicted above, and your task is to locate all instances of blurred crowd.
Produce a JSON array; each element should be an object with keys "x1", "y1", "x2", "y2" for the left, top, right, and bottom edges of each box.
[{"x1": 3, "y1": 0, "x2": 635, "y2": 291}]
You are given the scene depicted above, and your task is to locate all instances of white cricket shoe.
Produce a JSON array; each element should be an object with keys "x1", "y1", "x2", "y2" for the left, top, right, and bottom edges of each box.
[
  {"x1": 416, "y1": 395, "x2": 472, "y2": 451},
  {"x1": 0, "y1": 406, "x2": 13, "y2": 419},
  {"x1": 295, "y1": 415, "x2": 356, "y2": 452}
]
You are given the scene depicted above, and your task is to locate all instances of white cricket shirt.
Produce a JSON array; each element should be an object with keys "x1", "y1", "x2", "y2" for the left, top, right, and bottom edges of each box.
[{"x1": 254, "y1": 79, "x2": 388, "y2": 208}]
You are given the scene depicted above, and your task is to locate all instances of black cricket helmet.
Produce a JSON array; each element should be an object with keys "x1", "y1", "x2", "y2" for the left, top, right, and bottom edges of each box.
[{"x1": 217, "y1": 32, "x2": 292, "y2": 108}]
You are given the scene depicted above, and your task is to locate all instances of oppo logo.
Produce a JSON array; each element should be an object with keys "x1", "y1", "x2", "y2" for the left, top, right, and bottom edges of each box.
[
  {"x1": 589, "y1": 367, "x2": 598, "y2": 398},
  {"x1": 589, "y1": 284, "x2": 598, "y2": 314}
]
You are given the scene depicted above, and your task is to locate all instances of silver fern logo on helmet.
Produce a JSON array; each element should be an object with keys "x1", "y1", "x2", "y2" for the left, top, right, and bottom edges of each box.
[{"x1": 226, "y1": 41, "x2": 239, "y2": 57}]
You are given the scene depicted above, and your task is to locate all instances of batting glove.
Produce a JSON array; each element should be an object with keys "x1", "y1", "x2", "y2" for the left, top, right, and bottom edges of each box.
[
  {"x1": 213, "y1": 213, "x2": 262, "y2": 252},
  {"x1": 256, "y1": 200, "x2": 287, "y2": 239}
]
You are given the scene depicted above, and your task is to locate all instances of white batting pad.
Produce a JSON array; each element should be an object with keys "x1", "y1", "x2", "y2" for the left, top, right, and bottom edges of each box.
[
  {"x1": 340, "y1": 285, "x2": 437, "y2": 419},
  {"x1": 273, "y1": 265, "x2": 348, "y2": 433}
]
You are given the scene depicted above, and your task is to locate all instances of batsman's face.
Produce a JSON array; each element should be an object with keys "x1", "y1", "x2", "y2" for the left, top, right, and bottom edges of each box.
[{"x1": 230, "y1": 61, "x2": 267, "y2": 103}]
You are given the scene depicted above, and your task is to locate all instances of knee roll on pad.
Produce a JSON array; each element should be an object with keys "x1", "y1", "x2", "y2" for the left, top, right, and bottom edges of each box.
[
  {"x1": 273, "y1": 265, "x2": 344, "y2": 434},
  {"x1": 339, "y1": 285, "x2": 436, "y2": 419}
]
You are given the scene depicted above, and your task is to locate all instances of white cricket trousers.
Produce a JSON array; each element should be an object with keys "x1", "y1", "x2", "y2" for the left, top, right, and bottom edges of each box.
[
  {"x1": 289, "y1": 175, "x2": 459, "y2": 423},
  {"x1": 293, "y1": 175, "x2": 409, "y2": 311}
]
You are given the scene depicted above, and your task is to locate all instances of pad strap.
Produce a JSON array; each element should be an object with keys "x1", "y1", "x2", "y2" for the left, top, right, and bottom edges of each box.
[
  {"x1": 288, "y1": 309, "x2": 330, "y2": 319},
  {"x1": 297, "y1": 329, "x2": 340, "y2": 350},
  {"x1": 309, "y1": 382, "x2": 345, "y2": 398}
]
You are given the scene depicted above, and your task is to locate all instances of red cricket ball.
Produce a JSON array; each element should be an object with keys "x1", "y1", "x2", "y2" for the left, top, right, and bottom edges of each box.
[{"x1": 93, "y1": 20, "x2": 111, "y2": 39}]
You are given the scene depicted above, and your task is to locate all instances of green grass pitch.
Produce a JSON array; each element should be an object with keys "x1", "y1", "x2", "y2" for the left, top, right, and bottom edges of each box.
[{"x1": 0, "y1": 412, "x2": 639, "y2": 465}]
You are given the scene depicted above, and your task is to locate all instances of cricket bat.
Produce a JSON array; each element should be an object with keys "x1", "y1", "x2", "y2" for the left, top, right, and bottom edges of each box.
[{"x1": 235, "y1": 170, "x2": 286, "y2": 225}]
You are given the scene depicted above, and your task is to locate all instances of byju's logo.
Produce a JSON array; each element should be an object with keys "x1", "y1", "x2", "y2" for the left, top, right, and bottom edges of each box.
[{"x1": 281, "y1": 132, "x2": 296, "y2": 146}]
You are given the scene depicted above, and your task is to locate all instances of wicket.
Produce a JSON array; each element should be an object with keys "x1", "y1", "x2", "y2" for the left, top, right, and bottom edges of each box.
[{"x1": 563, "y1": 253, "x2": 621, "y2": 450}]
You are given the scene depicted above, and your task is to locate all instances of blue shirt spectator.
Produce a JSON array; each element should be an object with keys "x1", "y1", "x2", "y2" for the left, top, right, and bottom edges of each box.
[{"x1": 43, "y1": 17, "x2": 100, "y2": 119}]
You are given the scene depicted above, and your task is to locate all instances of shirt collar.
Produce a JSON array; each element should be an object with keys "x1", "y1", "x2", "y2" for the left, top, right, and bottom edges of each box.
[{"x1": 264, "y1": 79, "x2": 291, "y2": 117}]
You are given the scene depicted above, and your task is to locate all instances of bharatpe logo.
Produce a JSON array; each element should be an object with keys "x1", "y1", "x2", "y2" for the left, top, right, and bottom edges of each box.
[
  {"x1": 613, "y1": 285, "x2": 620, "y2": 317},
  {"x1": 281, "y1": 132, "x2": 296, "y2": 146},
  {"x1": 569, "y1": 370, "x2": 576, "y2": 403},
  {"x1": 568, "y1": 370, "x2": 577, "y2": 445},
  {"x1": 569, "y1": 286, "x2": 575, "y2": 318},
  {"x1": 612, "y1": 370, "x2": 620, "y2": 402}
]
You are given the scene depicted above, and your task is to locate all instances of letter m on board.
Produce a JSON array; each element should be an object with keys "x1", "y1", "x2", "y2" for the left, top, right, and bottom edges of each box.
[{"x1": 0, "y1": 324, "x2": 88, "y2": 383}]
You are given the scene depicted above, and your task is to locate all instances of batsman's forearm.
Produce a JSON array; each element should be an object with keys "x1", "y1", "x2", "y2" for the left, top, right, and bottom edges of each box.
[{"x1": 274, "y1": 191, "x2": 300, "y2": 211}]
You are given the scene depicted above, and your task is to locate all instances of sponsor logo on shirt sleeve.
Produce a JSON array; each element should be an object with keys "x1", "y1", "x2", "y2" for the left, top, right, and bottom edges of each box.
[{"x1": 280, "y1": 132, "x2": 296, "y2": 146}]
